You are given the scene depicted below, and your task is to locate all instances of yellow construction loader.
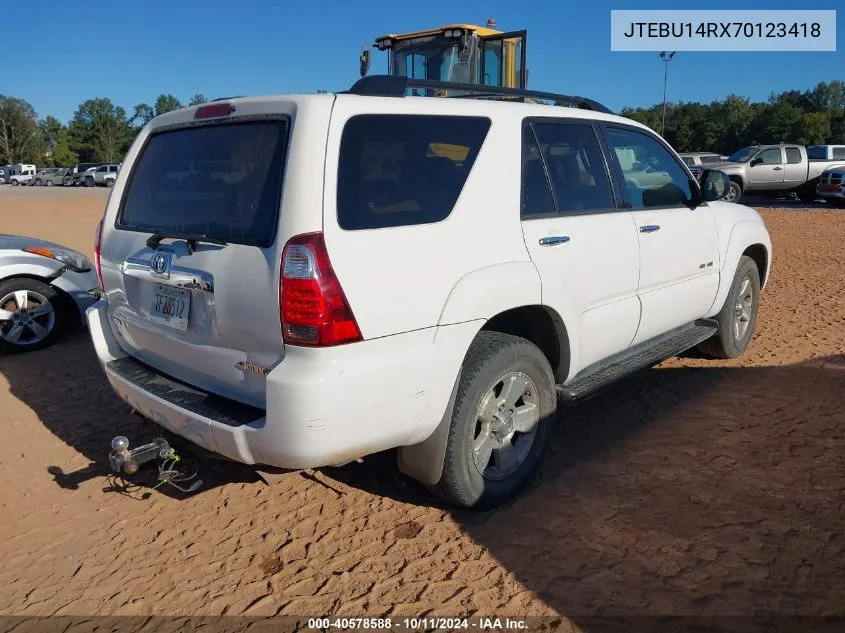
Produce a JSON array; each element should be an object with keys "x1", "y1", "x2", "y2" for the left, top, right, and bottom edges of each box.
[{"x1": 360, "y1": 19, "x2": 528, "y2": 90}]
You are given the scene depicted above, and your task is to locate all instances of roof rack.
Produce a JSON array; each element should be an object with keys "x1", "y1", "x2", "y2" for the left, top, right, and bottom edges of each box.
[{"x1": 342, "y1": 75, "x2": 614, "y2": 115}]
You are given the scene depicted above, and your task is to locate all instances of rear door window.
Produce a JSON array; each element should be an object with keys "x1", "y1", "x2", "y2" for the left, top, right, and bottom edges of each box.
[
  {"x1": 336, "y1": 114, "x2": 491, "y2": 230},
  {"x1": 118, "y1": 119, "x2": 289, "y2": 248},
  {"x1": 529, "y1": 121, "x2": 616, "y2": 213},
  {"x1": 785, "y1": 147, "x2": 802, "y2": 164}
]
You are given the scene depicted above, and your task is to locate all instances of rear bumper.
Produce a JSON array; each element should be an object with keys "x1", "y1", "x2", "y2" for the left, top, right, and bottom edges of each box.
[{"x1": 86, "y1": 299, "x2": 478, "y2": 469}]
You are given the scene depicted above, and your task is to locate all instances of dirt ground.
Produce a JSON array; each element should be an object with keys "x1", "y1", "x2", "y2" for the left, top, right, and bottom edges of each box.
[{"x1": 0, "y1": 186, "x2": 843, "y2": 630}]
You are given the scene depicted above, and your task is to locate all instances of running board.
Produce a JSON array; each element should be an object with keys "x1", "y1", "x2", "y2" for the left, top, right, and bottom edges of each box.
[{"x1": 557, "y1": 319, "x2": 719, "y2": 403}]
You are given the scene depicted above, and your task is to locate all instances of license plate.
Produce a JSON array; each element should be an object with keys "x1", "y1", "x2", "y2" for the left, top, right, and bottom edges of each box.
[{"x1": 145, "y1": 284, "x2": 190, "y2": 331}]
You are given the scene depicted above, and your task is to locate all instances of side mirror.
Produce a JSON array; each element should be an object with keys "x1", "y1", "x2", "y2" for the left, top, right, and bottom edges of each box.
[
  {"x1": 359, "y1": 47, "x2": 371, "y2": 77},
  {"x1": 750, "y1": 157, "x2": 762, "y2": 167},
  {"x1": 700, "y1": 169, "x2": 731, "y2": 202}
]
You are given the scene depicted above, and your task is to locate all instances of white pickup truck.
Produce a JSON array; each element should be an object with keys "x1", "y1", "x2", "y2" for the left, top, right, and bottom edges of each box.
[
  {"x1": 86, "y1": 76, "x2": 772, "y2": 509},
  {"x1": 709, "y1": 143, "x2": 845, "y2": 203}
]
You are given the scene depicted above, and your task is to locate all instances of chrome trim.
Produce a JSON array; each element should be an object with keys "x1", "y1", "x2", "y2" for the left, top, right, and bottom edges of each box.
[
  {"x1": 639, "y1": 225, "x2": 661, "y2": 233},
  {"x1": 538, "y1": 235, "x2": 571, "y2": 246},
  {"x1": 123, "y1": 257, "x2": 214, "y2": 293}
]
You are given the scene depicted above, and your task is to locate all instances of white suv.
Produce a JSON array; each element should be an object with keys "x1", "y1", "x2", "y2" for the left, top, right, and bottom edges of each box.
[{"x1": 87, "y1": 77, "x2": 772, "y2": 509}]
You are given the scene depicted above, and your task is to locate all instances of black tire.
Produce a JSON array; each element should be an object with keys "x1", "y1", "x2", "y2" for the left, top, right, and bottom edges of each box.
[
  {"x1": 45, "y1": 179, "x2": 54, "y2": 187},
  {"x1": 726, "y1": 180, "x2": 743, "y2": 203},
  {"x1": 432, "y1": 331, "x2": 556, "y2": 510},
  {"x1": 0, "y1": 278, "x2": 70, "y2": 354},
  {"x1": 106, "y1": 178, "x2": 114, "y2": 187},
  {"x1": 797, "y1": 181, "x2": 818, "y2": 203},
  {"x1": 35, "y1": 179, "x2": 42, "y2": 186},
  {"x1": 11, "y1": 180, "x2": 18, "y2": 186},
  {"x1": 84, "y1": 177, "x2": 94, "y2": 187},
  {"x1": 697, "y1": 255, "x2": 761, "y2": 359}
]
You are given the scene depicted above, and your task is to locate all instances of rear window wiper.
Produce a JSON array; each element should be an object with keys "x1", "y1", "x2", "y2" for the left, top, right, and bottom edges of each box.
[{"x1": 146, "y1": 232, "x2": 228, "y2": 255}]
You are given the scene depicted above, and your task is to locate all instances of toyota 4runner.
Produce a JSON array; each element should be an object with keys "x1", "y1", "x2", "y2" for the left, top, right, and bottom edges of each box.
[{"x1": 86, "y1": 76, "x2": 772, "y2": 509}]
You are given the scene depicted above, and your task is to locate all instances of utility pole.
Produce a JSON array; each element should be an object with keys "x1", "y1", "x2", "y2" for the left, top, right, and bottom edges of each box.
[{"x1": 659, "y1": 51, "x2": 676, "y2": 137}]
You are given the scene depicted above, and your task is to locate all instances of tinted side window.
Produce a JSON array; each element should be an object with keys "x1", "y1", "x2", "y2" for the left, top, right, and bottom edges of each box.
[
  {"x1": 604, "y1": 126, "x2": 693, "y2": 209},
  {"x1": 756, "y1": 148, "x2": 783, "y2": 165},
  {"x1": 833, "y1": 147, "x2": 845, "y2": 160},
  {"x1": 336, "y1": 114, "x2": 491, "y2": 231},
  {"x1": 785, "y1": 148, "x2": 802, "y2": 164},
  {"x1": 700, "y1": 155, "x2": 722, "y2": 164},
  {"x1": 682, "y1": 156, "x2": 694, "y2": 166},
  {"x1": 531, "y1": 122, "x2": 615, "y2": 213},
  {"x1": 521, "y1": 126, "x2": 555, "y2": 217}
]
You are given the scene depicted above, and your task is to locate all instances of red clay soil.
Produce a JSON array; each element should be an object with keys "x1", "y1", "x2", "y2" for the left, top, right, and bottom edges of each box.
[{"x1": 0, "y1": 188, "x2": 842, "y2": 631}]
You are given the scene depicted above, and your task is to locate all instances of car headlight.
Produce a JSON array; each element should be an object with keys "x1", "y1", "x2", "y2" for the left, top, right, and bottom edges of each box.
[{"x1": 21, "y1": 246, "x2": 92, "y2": 273}]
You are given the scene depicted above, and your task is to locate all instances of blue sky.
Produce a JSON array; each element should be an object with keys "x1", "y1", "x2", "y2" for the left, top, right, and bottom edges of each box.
[{"x1": 2, "y1": 0, "x2": 842, "y2": 123}]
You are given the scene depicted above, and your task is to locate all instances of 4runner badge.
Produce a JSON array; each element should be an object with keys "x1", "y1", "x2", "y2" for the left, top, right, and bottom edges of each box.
[{"x1": 236, "y1": 361, "x2": 269, "y2": 376}]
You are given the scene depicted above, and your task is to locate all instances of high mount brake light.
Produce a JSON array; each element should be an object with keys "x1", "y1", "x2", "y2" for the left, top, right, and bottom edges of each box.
[
  {"x1": 194, "y1": 102, "x2": 234, "y2": 119},
  {"x1": 280, "y1": 232, "x2": 362, "y2": 347}
]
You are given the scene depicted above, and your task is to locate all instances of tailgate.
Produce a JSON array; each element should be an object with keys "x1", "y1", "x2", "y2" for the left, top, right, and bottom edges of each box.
[{"x1": 99, "y1": 98, "x2": 327, "y2": 408}]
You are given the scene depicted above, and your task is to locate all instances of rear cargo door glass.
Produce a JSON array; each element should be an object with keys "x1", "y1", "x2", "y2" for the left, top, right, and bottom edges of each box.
[
  {"x1": 336, "y1": 114, "x2": 491, "y2": 230},
  {"x1": 118, "y1": 119, "x2": 289, "y2": 247}
]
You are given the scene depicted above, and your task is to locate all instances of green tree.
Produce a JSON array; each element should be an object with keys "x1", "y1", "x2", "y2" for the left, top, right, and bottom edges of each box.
[
  {"x1": 38, "y1": 116, "x2": 78, "y2": 167},
  {"x1": 718, "y1": 95, "x2": 753, "y2": 154},
  {"x1": 620, "y1": 106, "x2": 661, "y2": 133},
  {"x1": 0, "y1": 95, "x2": 40, "y2": 164},
  {"x1": 131, "y1": 103, "x2": 155, "y2": 128},
  {"x1": 154, "y1": 94, "x2": 183, "y2": 116},
  {"x1": 188, "y1": 94, "x2": 207, "y2": 106},
  {"x1": 798, "y1": 111, "x2": 832, "y2": 145},
  {"x1": 69, "y1": 98, "x2": 134, "y2": 163}
]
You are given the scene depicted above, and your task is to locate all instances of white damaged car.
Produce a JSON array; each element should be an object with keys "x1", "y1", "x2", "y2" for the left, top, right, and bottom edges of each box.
[{"x1": 0, "y1": 235, "x2": 100, "y2": 353}]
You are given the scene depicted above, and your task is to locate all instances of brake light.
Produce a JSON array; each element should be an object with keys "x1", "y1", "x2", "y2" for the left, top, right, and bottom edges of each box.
[
  {"x1": 93, "y1": 218, "x2": 104, "y2": 290},
  {"x1": 194, "y1": 102, "x2": 233, "y2": 119},
  {"x1": 280, "y1": 232, "x2": 362, "y2": 347}
]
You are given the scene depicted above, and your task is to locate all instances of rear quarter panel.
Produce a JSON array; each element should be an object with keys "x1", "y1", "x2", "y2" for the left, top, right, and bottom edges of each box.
[{"x1": 321, "y1": 96, "x2": 537, "y2": 340}]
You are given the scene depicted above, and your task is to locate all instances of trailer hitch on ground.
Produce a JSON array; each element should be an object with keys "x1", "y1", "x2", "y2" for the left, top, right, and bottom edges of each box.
[{"x1": 108, "y1": 435, "x2": 203, "y2": 493}]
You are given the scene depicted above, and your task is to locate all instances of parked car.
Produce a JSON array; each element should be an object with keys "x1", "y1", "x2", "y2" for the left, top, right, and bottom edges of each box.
[
  {"x1": 86, "y1": 77, "x2": 772, "y2": 509},
  {"x1": 33, "y1": 168, "x2": 70, "y2": 187},
  {"x1": 0, "y1": 234, "x2": 99, "y2": 353},
  {"x1": 72, "y1": 166, "x2": 98, "y2": 187},
  {"x1": 67, "y1": 163, "x2": 105, "y2": 186},
  {"x1": 706, "y1": 143, "x2": 845, "y2": 203},
  {"x1": 817, "y1": 166, "x2": 845, "y2": 207},
  {"x1": 678, "y1": 152, "x2": 728, "y2": 180},
  {"x1": 93, "y1": 164, "x2": 120, "y2": 186}
]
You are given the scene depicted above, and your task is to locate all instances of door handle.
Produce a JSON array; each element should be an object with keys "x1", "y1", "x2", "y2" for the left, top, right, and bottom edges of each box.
[
  {"x1": 539, "y1": 235, "x2": 570, "y2": 246},
  {"x1": 773, "y1": 167, "x2": 783, "y2": 171},
  {"x1": 639, "y1": 225, "x2": 660, "y2": 233}
]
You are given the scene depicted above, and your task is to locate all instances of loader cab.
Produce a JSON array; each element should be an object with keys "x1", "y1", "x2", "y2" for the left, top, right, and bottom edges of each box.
[{"x1": 362, "y1": 20, "x2": 528, "y2": 92}]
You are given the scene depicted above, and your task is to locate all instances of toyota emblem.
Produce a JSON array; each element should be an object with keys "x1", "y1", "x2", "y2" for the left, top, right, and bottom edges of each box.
[{"x1": 151, "y1": 252, "x2": 169, "y2": 275}]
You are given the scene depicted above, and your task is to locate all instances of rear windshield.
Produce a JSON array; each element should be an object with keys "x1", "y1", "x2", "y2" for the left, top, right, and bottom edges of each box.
[
  {"x1": 118, "y1": 119, "x2": 289, "y2": 247},
  {"x1": 336, "y1": 114, "x2": 491, "y2": 230}
]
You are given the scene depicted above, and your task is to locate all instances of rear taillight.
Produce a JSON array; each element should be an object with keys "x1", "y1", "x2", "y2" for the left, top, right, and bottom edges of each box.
[
  {"x1": 93, "y1": 218, "x2": 104, "y2": 290},
  {"x1": 280, "y1": 232, "x2": 362, "y2": 347}
]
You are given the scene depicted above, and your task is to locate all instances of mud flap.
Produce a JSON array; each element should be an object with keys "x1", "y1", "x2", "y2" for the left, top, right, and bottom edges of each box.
[{"x1": 397, "y1": 368, "x2": 461, "y2": 485}]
